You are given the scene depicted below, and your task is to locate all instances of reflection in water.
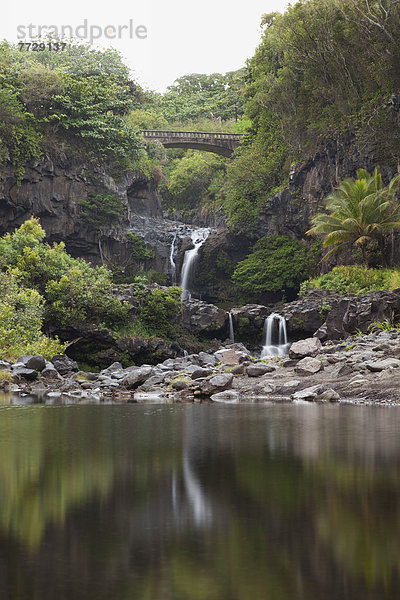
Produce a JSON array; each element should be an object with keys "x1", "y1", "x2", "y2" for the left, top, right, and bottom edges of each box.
[{"x1": 0, "y1": 403, "x2": 399, "y2": 599}]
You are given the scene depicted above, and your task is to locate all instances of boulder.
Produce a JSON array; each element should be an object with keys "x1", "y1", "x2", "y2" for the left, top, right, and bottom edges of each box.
[
  {"x1": 172, "y1": 379, "x2": 190, "y2": 391},
  {"x1": 190, "y1": 367, "x2": 214, "y2": 380},
  {"x1": 280, "y1": 291, "x2": 340, "y2": 335},
  {"x1": 292, "y1": 386, "x2": 321, "y2": 401},
  {"x1": 12, "y1": 366, "x2": 38, "y2": 381},
  {"x1": 314, "y1": 289, "x2": 400, "y2": 340},
  {"x1": 198, "y1": 352, "x2": 218, "y2": 367},
  {"x1": 181, "y1": 299, "x2": 227, "y2": 335},
  {"x1": 52, "y1": 354, "x2": 79, "y2": 375},
  {"x1": 214, "y1": 348, "x2": 249, "y2": 365},
  {"x1": 365, "y1": 358, "x2": 400, "y2": 372},
  {"x1": 294, "y1": 357, "x2": 324, "y2": 376},
  {"x1": 41, "y1": 367, "x2": 62, "y2": 380},
  {"x1": 123, "y1": 366, "x2": 154, "y2": 389},
  {"x1": 17, "y1": 355, "x2": 46, "y2": 371},
  {"x1": 211, "y1": 390, "x2": 241, "y2": 403},
  {"x1": 198, "y1": 373, "x2": 234, "y2": 395},
  {"x1": 289, "y1": 338, "x2": 322, "y2": 359},
  {"x1": 246, "y1": 364, "x2": 276, "y2": 377}
]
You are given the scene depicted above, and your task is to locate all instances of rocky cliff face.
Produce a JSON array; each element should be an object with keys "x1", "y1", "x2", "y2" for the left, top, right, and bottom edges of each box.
[{"x1": 0, "y1": 151, "x2": 180, "y2": 276}]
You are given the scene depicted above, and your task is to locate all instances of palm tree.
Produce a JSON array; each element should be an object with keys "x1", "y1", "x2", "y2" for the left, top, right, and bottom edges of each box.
[{"x1": 307, "y1": 167, "x2": 400, "y2": 266}]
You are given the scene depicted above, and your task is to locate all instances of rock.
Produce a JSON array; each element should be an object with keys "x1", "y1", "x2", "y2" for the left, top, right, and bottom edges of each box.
[
  {"x1": 214, "y1": 349, "x2": 249, "y2": 365},
  {"x1": 198, "y1": 373, "x2": 234, "y2": 395},
  {"x1": 211, "y1": 390, "x2": 241, "y2": 403},
  {"x1": 319, "y1": 388, "x2": 340, "y2": 402},
  {"x1": 314, "y1": 290, "x2": 400, "y2": 340},
  {"x1": 289, "y1": 338, "x2": 322, "y2": 359},
  {"x1": 52, "y1": 354, "x2": 79, "y2": 375},
  {"x1": 190, "y1": 367, "x2": 214, "y2": 380},
  {"x1": 181, "y1": 299, "x2": 227, "y2": 334},
  {"x1": 140, "y1": 374, "x2": 166, "y2": 389},
  {"x1": 41, "y1": 367, "x2": 62, "y2": 380},
  {"x1": 294, "y1": 357, "x2": 324, "y2": 376},
  {"x1": 292, "y1": 386, "x2": 321, "y2": 401},
  {"x1": 123, "y1": 366, "x2": 154, "y2": 389},
  {"x1": 17, "y1": 355, "x2": 46, "y2": 371},
  {"x1": 280, "y1": 290, "x2": 340, "y2": 335},
  {"x1": 365, "y1": 358, "x2": 400, "y2": 372},
  {"x1": 246, "y1": 364, "x2": 275, "y2": 377},
  {"x1": 12, "y1": 366, "x2": 38, "y2": 381},
  {"x1": 0, "y1": 360, "x2": 11, "y2": 370},
  {"x1": 231, "y1": 364, "x2": 245, "y2": 375},
  {"x1": 198, "y1": 352, "x2": 218, "y2": 367},
  {"x1": 172, "y1": 379, "x2": 190, "y2": 391}
]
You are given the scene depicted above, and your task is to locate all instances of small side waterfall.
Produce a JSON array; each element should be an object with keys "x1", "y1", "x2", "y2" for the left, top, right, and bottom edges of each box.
[
  {"x1": 180, "y1": 228, "x2": 210, "y2": 300},
  {"x1": 228, "y1": 312, "x2": 235, "y2": 343},
  {"x1": 169, "y1": 230, "x2": 178, "y2": 285},
  {"x1": 261, "y1": 313, "x2": 289, "y2": 357}
]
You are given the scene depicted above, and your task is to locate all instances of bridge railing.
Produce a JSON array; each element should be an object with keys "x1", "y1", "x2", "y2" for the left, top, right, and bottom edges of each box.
[{"x1": 142, "y1": 130, "x2": 243, "y2": 142}]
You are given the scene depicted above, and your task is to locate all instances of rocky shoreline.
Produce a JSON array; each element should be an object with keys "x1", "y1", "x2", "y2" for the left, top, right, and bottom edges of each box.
[{"x1": 3, "y1": 327, "x2": 400, "y2": 406}]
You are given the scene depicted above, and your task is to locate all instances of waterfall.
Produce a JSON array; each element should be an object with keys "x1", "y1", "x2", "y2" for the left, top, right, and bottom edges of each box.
[
  {"x1": 180, "y1": 228, "x2": 210, "y2": 300},
  {"x1": 169, "y1": 230, "x2": 178, "y2": 285},
  {"x1": 261, "y1": 313, "x2": 289, "y2": 357},
  {"x1": 228, "y1": 312, "x2": 235, "y2": 343}
]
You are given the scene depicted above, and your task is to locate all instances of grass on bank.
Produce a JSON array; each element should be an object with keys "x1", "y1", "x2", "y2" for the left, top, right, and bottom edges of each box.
[{"x1": 300, "y1": 265, "x2": 400, "y2": 296}]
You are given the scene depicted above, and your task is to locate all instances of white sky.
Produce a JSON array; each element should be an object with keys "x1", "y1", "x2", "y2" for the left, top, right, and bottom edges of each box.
[{"x1": 2, "y1": 0, "x2": 290, "y2": 92}]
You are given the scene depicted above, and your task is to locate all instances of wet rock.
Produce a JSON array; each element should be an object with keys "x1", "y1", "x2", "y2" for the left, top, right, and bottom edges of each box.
[
  {"x1": 289, "y1": 338, "x2": 322, "y2": 359},
  {"x1": 281, "y1": 291, "x2": 340, "y2": 335},
  {"x1": 294, "y1": 357, "x2": 324, "y2": 376},
  {"x1": 246, "y1": 364, "x2": 275, "y2": 377},
  {"x1": 123, "y1": 366, "x2": 154, "y2": 389},
  {"x1": 292, "y1": 386, "x2": 322, "y2": 401},
  {"x1": 319, "y1": 388, "x2": 340, "y2": 402},
  {"x1": 181, "y1": 299, "x2": 227, "y2": 335},
  {"x1": 211, "y1": 390, "x2": 241, "y2": 403}
]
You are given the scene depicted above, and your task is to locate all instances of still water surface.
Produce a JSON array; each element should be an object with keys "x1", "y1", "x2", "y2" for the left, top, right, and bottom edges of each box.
[{"x1": 0, "y1": 402, "x2": 399, "y2": 599}]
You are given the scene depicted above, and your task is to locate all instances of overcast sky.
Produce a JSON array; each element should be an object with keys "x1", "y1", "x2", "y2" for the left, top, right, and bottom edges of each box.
[{"x1": 3, "y1": 0, "x2": 290, "y2": 92}]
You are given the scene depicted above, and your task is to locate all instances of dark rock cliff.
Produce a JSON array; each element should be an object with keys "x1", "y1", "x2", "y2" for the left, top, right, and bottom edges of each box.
[{"x1": 0, "y1": 151, "x2": 178, "y2": 275}]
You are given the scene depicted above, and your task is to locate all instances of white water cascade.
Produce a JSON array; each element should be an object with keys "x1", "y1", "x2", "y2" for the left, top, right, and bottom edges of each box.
[
  {"x1": 261, "y1": 313, "x2": 290, "y2": 357},
  {"x1": 180, "y1": 228, "x2": 211, "y2": 300},
  {"x1": 169, "y1": 230, "x2": 178, "y2": 285},
  {"x1": 228, "y1": 312, "x2": 235, "y2": 343}
]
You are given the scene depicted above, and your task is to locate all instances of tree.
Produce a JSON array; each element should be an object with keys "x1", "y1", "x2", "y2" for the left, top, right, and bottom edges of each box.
[{"x1": 307, "y1": 167, "x2": 400, "y2": 265}]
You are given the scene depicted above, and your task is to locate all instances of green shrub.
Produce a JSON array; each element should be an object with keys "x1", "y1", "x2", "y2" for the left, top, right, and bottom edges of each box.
[
  {"x1": 301, "y1": 265, "x2": 400, "y2": 296},
  {"x1": 0, "y1": 218, "x2": 129, "y2": 330},
  {"x1": 233, "y1": 235, "x2": 314, "y2": 297},
  {"x1": 135, "y1": 287, "x2": 182, "y2": 339},
  {"x1": 0, "y1": 271, "x2": 66, "y2": 361},
  {"x1": 80, "y1": 193, "x2": 125, "y2": 230}
]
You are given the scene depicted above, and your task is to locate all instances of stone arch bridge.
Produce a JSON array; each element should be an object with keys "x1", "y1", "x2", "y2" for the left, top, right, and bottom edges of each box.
[{"x1": 142, "y1": 130, "x2": 243, "y2": 157}]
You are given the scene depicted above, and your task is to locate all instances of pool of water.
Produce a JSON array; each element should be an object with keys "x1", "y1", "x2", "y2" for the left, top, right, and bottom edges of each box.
[{"x1": 0, "y1": 401, "x2": 399, "y2": 599}]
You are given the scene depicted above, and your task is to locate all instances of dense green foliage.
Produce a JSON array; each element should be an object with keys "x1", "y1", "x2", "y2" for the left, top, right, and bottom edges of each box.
[
  {"x1": 233, "y1": 235, "x2": 315, "y2": 299},
  {"x1": 0, "y1": 219, "x2": 129, "y2": 330},
  {"x1": 308, "y1": 168, "x2": 400, "y2": 265},
  {"x1": 0, "y1": 41, "x2": 146, "y2": 179},
  {"x1": 0, "y1": 271, "x2": 66, "y2": 361},
  {"x1": 301, "y1": 265, "x2": 400, "y2": 295},
  {"x1": 79, "y1": 192, "x2": 125, "y2": 230},
  {"x1": 222, "y1": 0, "x2": 400, "y2": 232},
  {"x1": 149, "y1": 72, "x2": 245, "y2": 124}
]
